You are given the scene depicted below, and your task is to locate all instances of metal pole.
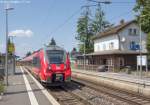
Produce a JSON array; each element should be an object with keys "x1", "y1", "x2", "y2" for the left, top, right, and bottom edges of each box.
[
  {"x1": 5, "y1": 7, "x2": 14, "y2": 86},
  {"x1": 139, "y1": 18, "x2": 142, "y2": 79},
  {"x1": 13, "y1": 54, "x2": 16, "y2": 74},
  {"x1": 84, "y1": 1, "x2": 89, "y2": 71},
  {"x1": 98, "y1": 3, "x2": 102, "y2": 33},
  {"x1": 5, "y1": 9, "x2": 8, "y2": 86},
  {"x1": 84, "y1": 41, "x2": 85, "y2": 70},
  {"x1": 137, "y1": 62, "x2": 138, "y2": 76},
  {"x1": 146, "y1": 59, "x2": 148, "y2": 77}
]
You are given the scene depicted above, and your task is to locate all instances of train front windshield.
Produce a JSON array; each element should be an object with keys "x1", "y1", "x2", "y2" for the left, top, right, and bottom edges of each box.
[{"x1": 46, "y1": 50, "x2": 66, "y2": 64}]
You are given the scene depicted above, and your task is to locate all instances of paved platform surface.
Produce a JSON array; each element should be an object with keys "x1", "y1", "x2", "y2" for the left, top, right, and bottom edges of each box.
[
  {"x1": 72, "y1": 69, "x2": 150, "y2": 86},
  {"x1": 0, "y1": 67, "x2": 59, "y2": 105}
]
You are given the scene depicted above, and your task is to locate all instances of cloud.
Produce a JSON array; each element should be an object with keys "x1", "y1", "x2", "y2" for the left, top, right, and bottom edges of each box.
[{"x1": 9, "y1": 29, "x2": 33, "y2": 37}]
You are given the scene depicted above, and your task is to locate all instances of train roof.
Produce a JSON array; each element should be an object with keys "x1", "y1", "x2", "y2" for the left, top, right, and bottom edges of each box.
[
  {"x1": 21, "y1": 45, "x2": 66, "y2": 62},
  {"x1": 21, "y1": 52, "x2": 38, "y2": 61},
  {"x1": 44, "y1": 45, "x2": 65, "y2": 51}
]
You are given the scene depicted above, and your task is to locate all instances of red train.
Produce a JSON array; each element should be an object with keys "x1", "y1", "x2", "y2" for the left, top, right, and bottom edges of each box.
[{"x1": 22, "y1": 45, "x2": 71, "y2": 86}]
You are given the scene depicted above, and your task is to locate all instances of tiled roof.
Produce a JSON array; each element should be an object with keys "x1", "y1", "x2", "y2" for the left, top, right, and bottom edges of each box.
[{"x1": 93, "y1": 20, "x2": 137, "y2": 40}]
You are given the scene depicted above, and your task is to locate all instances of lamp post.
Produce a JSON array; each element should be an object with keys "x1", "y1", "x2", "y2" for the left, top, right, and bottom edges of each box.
[
  {"x1": 139, "y1": 17, "x2": 142, "y2": 79},
  {"x1": 139, "y1": 14, "x2": 146, "y2": 79},
  {"x1": 5, "y1": 6, "x2": 14, "y2": 86},
  {"x1": 84, "y1": 41, "x2": 86, "y2": 70},
  {"x1": 9, "y1": 36, "x2": 16, "y2": 75}
]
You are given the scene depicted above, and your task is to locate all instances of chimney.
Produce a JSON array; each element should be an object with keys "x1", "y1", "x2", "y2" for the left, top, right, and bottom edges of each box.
[{"x1": 120, "y1": 19, "x2": 125, "y2": 25}]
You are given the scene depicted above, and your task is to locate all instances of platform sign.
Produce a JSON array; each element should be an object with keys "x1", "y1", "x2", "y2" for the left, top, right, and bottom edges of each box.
[
  {"x1": 137, "y1": 55, "x2": 147, "y2": 66},
  {"x1": 8, "y1": 43, "x2": 15, "y2": 54}
]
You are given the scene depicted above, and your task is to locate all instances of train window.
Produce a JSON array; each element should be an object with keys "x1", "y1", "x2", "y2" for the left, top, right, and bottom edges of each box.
[
  {"x1": 33, "y1": 57, "x2": 37, "y2": 66},
  {"x1": 46, "y1": 50, "x2": 66, "y2": 64},
  {"x1": 33, "y1": 57, "x2": 41, "y2": 68}
]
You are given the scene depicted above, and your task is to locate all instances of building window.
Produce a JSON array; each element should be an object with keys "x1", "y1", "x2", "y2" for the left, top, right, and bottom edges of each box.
[
  {"x1": 130, "y1": 41, "x2": 140, "y2": 50},
  {"x1": 98, "y1": 45, "x2": 100, "y2": 51},
  {"x1": 108, "y1": 58, "x2": 113, "y2": 66},
  {"x1": 102, "y1": 59, "x2": 107, "y2": 65},
  {"x1": 128, "y1": 28, "x2": 132, "y2": 35},
  {"x1": 119, "y1": 58, "x2": 124, "y2": 66},
  {"x1": 96, "y1": 45, "x2": 98, "y2": 51},
  {"x1": 130, "y1": 41, "x2": 135, "y2": 50},
  {"x1": 109, "y1": 42, "x2": 114, "y2": 50},
  {"x1": 103, "y1": 44, "x2": 106, "y2": 50},
  {"x1": 133, "y1": 29, "x2": 137, "y2": 35},
  {"x1": 128, "y1": 28, "x2": 138, "y2": 35}
]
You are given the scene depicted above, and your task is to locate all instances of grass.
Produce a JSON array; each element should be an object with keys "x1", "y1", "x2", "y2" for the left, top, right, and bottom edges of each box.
[
  {"x1": 0, "y1": 75, "x2": 4, "y2": 94},
  {"x1": 0, "y1": 81, "x2": 4, "y2": 94}
]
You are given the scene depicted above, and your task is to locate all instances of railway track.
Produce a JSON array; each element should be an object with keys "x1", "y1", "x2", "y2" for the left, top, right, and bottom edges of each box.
[
  {"x1": 25, "y1": 66, "x2": 150, "y2": 105},
  {"x1": 48, "y1": 86, "x2": 91, "y2": 105},
  {"x1": 48, "y1": 82, "x2": 132, "y2": 105},
  {"x1": 72, "y1": 78, "x2": 150, "y2": 105}
]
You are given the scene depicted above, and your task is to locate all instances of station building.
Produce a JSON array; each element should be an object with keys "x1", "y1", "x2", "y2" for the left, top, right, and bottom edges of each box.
[{"x1": 76, "y1": 20, "x2": 147, "y2": 71}]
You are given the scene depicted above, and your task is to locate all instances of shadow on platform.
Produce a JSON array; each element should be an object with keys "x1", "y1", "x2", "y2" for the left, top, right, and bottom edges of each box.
[{"x1": 5, "y1": 88, "x2": 44, "y2": 96}]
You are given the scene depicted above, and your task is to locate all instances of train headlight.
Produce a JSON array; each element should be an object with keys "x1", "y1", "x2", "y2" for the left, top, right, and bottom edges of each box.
[
  {"x1": 48, "y1": 66, "x2": 51, "y2": 70},
  {"x1": 64, "y1": 64, "x2": 70, "y2": 70},
  {"x1": 47, "y1": 65, "x2": 51, "y2": 72},
  {"x1": 64, "y1": 64, "x2": 67, "y2": 70}
]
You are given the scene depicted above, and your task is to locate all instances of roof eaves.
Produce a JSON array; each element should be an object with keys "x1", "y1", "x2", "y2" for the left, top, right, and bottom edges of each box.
[{"x1": 93, "y1": 20, "x2": 136, "y2": 40}]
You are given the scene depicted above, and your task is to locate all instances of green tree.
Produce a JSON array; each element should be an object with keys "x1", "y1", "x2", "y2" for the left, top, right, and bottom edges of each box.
[
  {"x1": 70, "y1": 47, "x2": 77, "y2": 58},
  {"x1": 72, "y1": 47, "x2": 77, "y2": 52},
  {"x1": 49, "y1": 38, "x2": 56, "y2": 46},
  {"x1": 92, "y1": 4, "x2": 112, "y2": 34},
  {"x1": 26, "y1": 51, "x2": 32, "y2": 57},
  {"x1": 134, "y1": 0, "x2": 150, "y2": 33},
  {"x1": 76, "y1": 8, "x2": 94, "y2": 54},
  {"x1": 134, "y1": 0, "x2": 150, "y2": 55}
]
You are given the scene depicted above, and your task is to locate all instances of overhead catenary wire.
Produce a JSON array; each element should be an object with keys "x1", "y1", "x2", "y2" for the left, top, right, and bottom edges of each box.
[
  {"x1": 108, "y1": 10, "x2": 134, "y2": 23},
  {"x1": 45, "y1": 0, "x2": 135, "y2": 45},
  {"x1": 39, "y1": 0, "x2": 56, "y2": 27},
  {"x1": 49, "y1": 0, "x2": 110, "y2": 36},
  {"x1": 87, "y1": 0, "x2": 135, "y2": 4},
  {"x1": 42, "y1": 1, "x2": 86, "y2": 46},
  {"x1": 87, "y1": 0, "x2": 135, "y2": 6},
  {"x1": 49, "y1": 8, "x2": 82, "y2": 36},
  {"x1": 48, "y1": 0, "x2": 135, "y2": 34}
]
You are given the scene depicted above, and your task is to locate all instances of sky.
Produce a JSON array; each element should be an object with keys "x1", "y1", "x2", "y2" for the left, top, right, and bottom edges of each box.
[{"x1": 0, "y1": 0, "x2": 136, "y2": 57}]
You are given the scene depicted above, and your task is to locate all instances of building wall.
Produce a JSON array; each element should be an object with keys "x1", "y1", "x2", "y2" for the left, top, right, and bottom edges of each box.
[
  {"x1": 119, "y1": 23, "x2": 147, "y2": 53},
  {"x1": 94, "y1": 35, "x2": 119, "y2": 52},
  {"x1": 88, "y1": 22, "x2": 148, "y2": 71}
]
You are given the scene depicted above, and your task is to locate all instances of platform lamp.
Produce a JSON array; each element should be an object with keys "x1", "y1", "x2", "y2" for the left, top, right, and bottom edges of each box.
[
  {"x1": 5, "y1": 6, "x2": 14, "y2": 86},
  {"x1": 139, "y1": 14, "x2": 146, "y2": 79}
]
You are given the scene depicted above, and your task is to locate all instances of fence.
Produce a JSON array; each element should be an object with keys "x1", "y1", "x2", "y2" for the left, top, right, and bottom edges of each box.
[
  {"x1": 0, "y1": 64, "x2": 4, "y2": 80},
  {"x1": 71, "y1": 63, "x2": 113, "y2": 72}
]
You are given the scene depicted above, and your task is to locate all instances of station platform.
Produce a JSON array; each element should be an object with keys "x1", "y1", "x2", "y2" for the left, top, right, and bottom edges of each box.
[
  {"x1": 72, "y1": 69, "x2": 150, "y2": 86},
  {"x1": 72, "y1": 69, "x2": 150, "y2": 97},
  {"x1": 0, "y1": 67, "x2": 60, "y2": 105}
]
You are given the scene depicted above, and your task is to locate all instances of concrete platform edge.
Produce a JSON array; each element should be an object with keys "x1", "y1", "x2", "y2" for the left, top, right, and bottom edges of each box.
[{"x1": 72, "y1": 70, "x2": 150, "y2": 98}]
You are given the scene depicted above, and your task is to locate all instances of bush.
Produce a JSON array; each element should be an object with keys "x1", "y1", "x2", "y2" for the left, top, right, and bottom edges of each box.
[
  {"x1": 0, "y1": 81, "x2": 4, "y2": 94},
  {"x1": 0, "y1": 75, "x2": 4, "y2": 94}
]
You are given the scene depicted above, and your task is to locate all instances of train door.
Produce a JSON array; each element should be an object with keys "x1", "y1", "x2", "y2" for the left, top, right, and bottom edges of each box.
[{"x1": 33, "y1": 56, "x2": 41, "y2": 76}]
